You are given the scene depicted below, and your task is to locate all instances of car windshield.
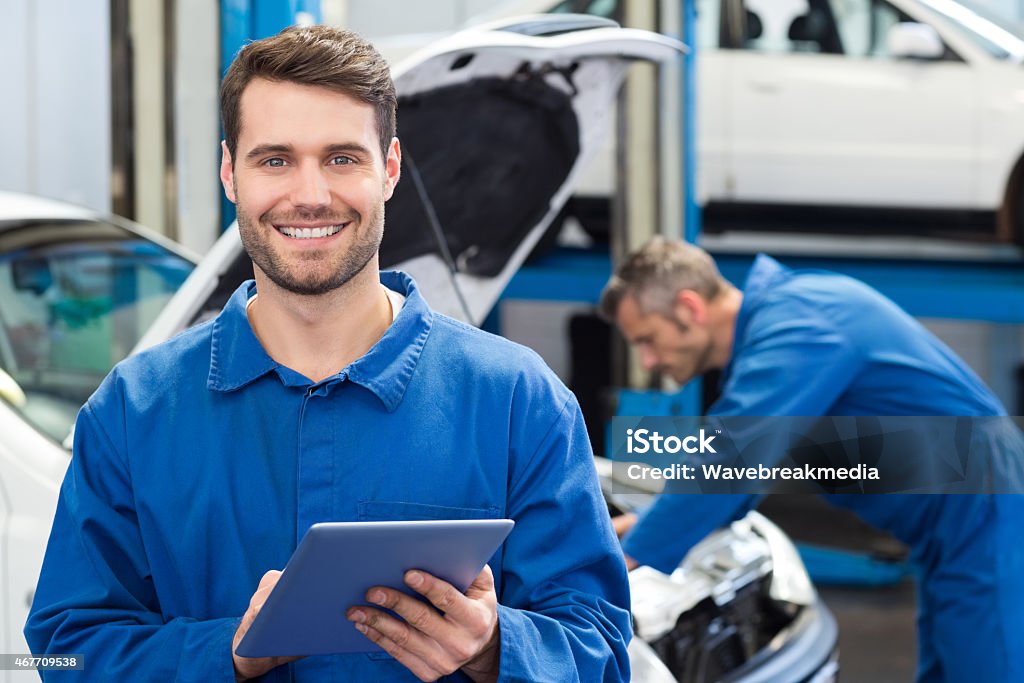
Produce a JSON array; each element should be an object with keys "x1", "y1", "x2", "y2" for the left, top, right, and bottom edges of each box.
[
  {"x1": 919, "y1": 0, "x2": 1024, "y2": 60},
  {"x1": 0, "y1": 219, "x2": 193, "y2": 445},
  {"x1": 550, "y1": 0, "x2": 618, "y2": 18}
]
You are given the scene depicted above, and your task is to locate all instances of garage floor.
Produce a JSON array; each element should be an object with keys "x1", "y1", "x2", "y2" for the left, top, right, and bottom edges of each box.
[
  {"x1": 820, "y1": 581, "x2": 917, "y2": 682},
  {"x1": 759, "y1": 496, "x2": 919, "y2": 681}
]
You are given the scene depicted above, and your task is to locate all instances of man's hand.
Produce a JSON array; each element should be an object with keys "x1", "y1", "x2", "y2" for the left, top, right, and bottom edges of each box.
[
  {"x1": 346, "y1": 565, "x2": 500, "y2": 682},
  {"x1": 611, "y1": 514, "x2": 641, "y2": 570},
  {"x1": 611, "y1": 513, "x2": 637, "y2": 538},
  {"x1": 232, "y1": 570, "x2": 303, "y2": 681}
]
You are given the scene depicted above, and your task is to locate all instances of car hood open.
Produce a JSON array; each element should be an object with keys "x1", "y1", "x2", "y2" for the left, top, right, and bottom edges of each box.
[{"x1": 384, "y1": 17, "x2": 684, "y2": 322}]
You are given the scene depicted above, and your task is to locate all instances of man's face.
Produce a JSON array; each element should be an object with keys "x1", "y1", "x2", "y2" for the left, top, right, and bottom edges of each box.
[
  {"x1": 615, "y1": 293, "x2": 714, "y2": 385},
  {"x1": 220, "y1": 78, "x2": 400, "y2": 296}
]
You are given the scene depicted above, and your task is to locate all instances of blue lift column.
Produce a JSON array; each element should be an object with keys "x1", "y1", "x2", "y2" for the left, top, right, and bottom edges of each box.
[
  {"x1": 219, "y1": 0, "x2": 323, "y2": 230},
  {"x1": 618, "y1": 0, "x2": 701, "y2": 424}
]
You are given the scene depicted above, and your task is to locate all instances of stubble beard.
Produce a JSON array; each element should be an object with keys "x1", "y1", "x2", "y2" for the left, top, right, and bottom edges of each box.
[
  {"x1": 666, "y1": 317, "x2": 714, "y2": 385},
  {"x1": 236, "y1": 193, "x2": 385, "y2": 297}
]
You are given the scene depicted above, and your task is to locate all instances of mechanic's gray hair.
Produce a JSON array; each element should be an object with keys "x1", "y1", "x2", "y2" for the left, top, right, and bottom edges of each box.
[{"x1": 599, "y1": 237, "x2": 726, "y2": 319}]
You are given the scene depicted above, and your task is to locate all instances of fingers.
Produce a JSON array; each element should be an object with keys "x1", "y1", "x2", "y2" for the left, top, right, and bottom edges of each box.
[
  {"x1": 346, "y1": 566, "x2": 499, "y2": 680},
  {"x1": 404, "y1": 569, "x2": 485, "y2": 622},
  {"x1": 238, "y1": 571, "x2": 281, "y2": 638},
  {"x1": 347, "y1": 603, "x2": 459, "y2": 680},
  {"x1": 463, "y1": 565, "x2": 495, "y2": 601},
  {"x1": 356, "y1": 623, "x2": 454, "y2": 681},
  {"x1": 377, "y1": 585, "x2": 448, "y2": 634},
  {"x1": 612, "y1": 513, "x2": 638, "y2": 538},
  {"x1": 250, "y1": 570, "x2": 282, "y2": 609},
  {"x1": 258, "y1": 570, "x2": 282, "y2": 591},
  {"x1": 233, "y1": 570, "x2": 300, "y2": 680},
  {"x1": 347, "y1": 587, "x2": 454, "y2": 648}
]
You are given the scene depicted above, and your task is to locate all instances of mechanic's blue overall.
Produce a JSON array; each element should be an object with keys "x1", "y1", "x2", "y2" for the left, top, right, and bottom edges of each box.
[{"x1": 622, "y1": 255, "x2": 1024, "y2": 683}]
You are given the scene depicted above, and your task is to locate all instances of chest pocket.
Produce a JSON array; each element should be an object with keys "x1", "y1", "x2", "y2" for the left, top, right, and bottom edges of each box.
[{"x1": 356, "y1": 500, "x2": 504, "y2": 663}]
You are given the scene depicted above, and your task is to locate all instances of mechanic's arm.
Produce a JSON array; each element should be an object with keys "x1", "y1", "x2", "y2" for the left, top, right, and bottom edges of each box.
[
  {"x1": 622, "y1": 495, "x2": 759, "y2": 573},
  {"x1": 24, "y1": 399, "x2": 250, "y2": 683},
  {"x1": 623, "y1": 303, "x2": 863, "y2": 574}
]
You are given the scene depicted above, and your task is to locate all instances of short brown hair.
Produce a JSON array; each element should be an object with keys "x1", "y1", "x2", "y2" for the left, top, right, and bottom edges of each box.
[
  {"x1": 600, "y1": 237, "x2": 727, "y2": 320},
  {"x1": 220, "y1": 25, "x2": 396, "y2": 162}
]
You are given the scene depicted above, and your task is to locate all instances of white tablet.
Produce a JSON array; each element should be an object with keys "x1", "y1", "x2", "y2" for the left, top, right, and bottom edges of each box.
[{"x1": 235, "y1": 518, "x2": 515, "y2": 657}]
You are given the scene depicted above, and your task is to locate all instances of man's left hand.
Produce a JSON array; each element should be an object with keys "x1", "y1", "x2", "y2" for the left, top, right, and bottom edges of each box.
[{"x1": 346, "y1": 565, "x2": 500, "y2": 682}]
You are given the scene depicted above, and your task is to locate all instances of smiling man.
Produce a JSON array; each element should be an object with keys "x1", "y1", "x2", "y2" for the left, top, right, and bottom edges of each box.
[{"x1": 25, "y1": 26, "x2": 631, "y2": 682}]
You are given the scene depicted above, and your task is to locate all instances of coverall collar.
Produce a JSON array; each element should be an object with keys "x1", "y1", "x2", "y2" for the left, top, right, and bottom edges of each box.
[{"x1": 207, "y1": 270, "x2": 432, "y2": 412}]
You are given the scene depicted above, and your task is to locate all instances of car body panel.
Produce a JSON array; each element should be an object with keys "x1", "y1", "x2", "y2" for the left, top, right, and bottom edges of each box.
[
  {"x1": 375, "y1": 0, "x2": 1024, "y2": 237},
  {"x1": 0, "y1": 404, "x2": 75, "y2": 682},
  {"x1": 713, "y1": 51, "x2": 976, "y2": 208},
  {"x1": 701, "y1": 0, "x2": 1024, "y2": 217},
  {"x1": 0, "y1": 404, "x2": 65, "y2": 676}
]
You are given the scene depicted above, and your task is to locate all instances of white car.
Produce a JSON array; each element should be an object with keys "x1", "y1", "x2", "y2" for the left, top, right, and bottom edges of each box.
[
  {"x1": 376, "y1": 0, "x2": 1024, "y2": 243},
  {"x1": 696, "y1": 0, "x2": 1024, "y2": 244},
  {"x1": 0, "y1": 193, "x2": 196, "y2": 680}
]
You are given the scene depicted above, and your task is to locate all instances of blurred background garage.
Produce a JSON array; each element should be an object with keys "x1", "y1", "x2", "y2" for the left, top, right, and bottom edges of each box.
[{"x1": 4, "y1": 1, "x2": 1024, "y2": 681}]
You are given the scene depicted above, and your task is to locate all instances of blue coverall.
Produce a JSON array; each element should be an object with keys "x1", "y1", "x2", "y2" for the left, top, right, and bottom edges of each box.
[
  {"x1": 26, "y1": 274, "x2": 631, "y2": 682},
  {"x1": 622, "y1": 255, "x2": 1024, "y2": 682}
]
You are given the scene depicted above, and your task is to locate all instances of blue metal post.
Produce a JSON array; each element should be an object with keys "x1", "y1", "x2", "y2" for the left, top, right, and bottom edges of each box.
[
  {"x1": 677, "y1": 0, "x2": 703, "y2": 416},
  {"x1": 253, "y1": 0, "x2": 322, "y2": 41},
  {"x1": 682, "y1": 0, "x2": 700, "y2": 245},
  {"x1": 218, "y1": 0, "x2": 323, "y2": 230}
]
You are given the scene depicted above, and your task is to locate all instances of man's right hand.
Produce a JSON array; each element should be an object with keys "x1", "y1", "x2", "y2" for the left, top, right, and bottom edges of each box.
[
  {"x1": 611, "y1": 513, "x2": 637, "y2": 539},
  {"x1": 232, "y1": 570, "x2": 303, "y2": 681}
]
